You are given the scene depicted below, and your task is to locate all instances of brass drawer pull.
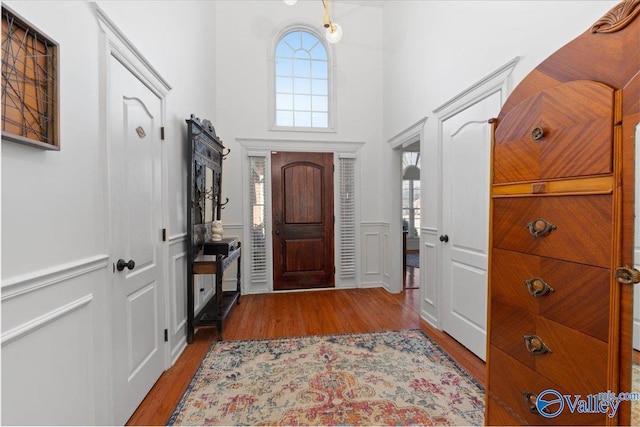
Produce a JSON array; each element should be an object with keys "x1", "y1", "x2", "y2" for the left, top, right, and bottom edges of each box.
[
  {"x1": 524, "y1": 277, "x2": 555, "y2": 297},
  {"x1": 531, "y1": 126, "x2": 545, "y2": 140},
  {"x1": 524, "y1": 335, "x2": 552, "y2": 355},
  {"x1": 521, "y1": 392, "x2": 539, "y2": 414},
  {"x1": 526, "y1": 218, "x2": 557, "y2": 238},
  {"x1": 615, "y1": 266, "x2": 640, "y2": 284},
  {"x1": 522, "y1": 391, "x2": 553, "y2": 415}
]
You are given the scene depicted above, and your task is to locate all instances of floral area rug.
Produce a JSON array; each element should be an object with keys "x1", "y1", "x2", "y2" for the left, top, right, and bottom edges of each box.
[{"x1": 168, "y1": 329, "x2": 484, "y2": 426}]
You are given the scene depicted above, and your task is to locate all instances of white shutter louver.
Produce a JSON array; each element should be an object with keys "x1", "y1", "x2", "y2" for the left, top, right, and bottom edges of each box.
[
  {"x1": 339, "y1": 157, "x2": 356, "y2": 279},
  {"x1": 249, "y1": 157, "x2": 268, "y2": 284}
]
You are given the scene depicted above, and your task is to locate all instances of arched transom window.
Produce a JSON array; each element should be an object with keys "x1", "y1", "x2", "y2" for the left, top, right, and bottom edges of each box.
[{"x1": 274, "y1": 29, "x2": 330, "y2": 129}]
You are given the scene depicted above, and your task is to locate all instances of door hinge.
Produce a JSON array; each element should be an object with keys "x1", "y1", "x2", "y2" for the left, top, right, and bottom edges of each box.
[
  {"x1": 160, "y1": 127, "x2": 165, "y2": 140},
  {"x1": 164, "y1": 329, "x2": 169, "y2": 342},
  {"x1": 333, "y1": 266, "x2": 336, "y2": 274},
  {"x1": 162, "y1": 228, "x2": 167, "y2": 241}
]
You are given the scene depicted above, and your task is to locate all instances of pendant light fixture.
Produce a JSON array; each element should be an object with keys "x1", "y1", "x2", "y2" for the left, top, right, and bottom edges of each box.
[
  {"x1": 322, "y1": 0, "x2": 343, "y2": 43},
  {"x1": 283, "y1": 0, "x2": 343, "y2": 43}
]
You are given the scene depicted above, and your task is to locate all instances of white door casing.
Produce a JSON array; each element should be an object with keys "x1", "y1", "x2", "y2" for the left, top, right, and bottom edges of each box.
[
  {"x1": 109, "y1": 56, "x2": 167, "y2": 425},
  {"x1": 386, "y1": 118, "x2": 428, "y2": 295},
  {"x1": 440, "y1": 92, "x2": 499, "y2": 361}
]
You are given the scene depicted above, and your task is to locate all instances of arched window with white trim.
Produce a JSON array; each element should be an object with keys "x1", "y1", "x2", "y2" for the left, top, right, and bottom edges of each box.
[{"x1": 272, "y1": 27, "x2": 334, "y2": 130}]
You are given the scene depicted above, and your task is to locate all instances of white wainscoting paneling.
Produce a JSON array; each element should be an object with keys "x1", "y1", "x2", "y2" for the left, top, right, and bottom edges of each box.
[
  {"x1": 1, "y1": 255, "x2": 108, "y2": 301},
  {"x1": 383, "y1": 231, "x2": 390, "y2": 281},
  {"x1": 2, "y1": 296, "x2": 96, "y2": 425},
  {"x1": 168, "y1": 232, "x2": 188, "y2": 365},
  {"x1": 361, "y1": 222, "x2": 387, "y2": 289},
  {"x1": 364, "y1": 233, "x2": 380, "y2": 275},
  {"x1": 2, "y1": 294, "x2": 93, "y2": 345},
  {"x1": 1, "y1": 255, "x2": 110, "y2": 425},
  {"x1": 421, "y1": 228, "x2": 439, "y2": 327}
]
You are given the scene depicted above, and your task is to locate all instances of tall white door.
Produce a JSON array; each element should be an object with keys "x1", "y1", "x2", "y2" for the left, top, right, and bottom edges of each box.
[
  {"x1": 440, "y1": 92, "x2": 500, "y2": 361},
  {"x1": 109, "y1": 57, "x2": 166, "y2": 425}
]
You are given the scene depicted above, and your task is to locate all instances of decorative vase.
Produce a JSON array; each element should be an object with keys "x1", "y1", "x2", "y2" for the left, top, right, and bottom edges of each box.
[{"x1": 211, "y1": 220, "x2": 223, "y2": 241}]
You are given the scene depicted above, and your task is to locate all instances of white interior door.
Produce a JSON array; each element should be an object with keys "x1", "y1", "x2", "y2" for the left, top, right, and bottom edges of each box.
[
  {"x1": 109, "y1": 57, "x2": 166, "y2": 425},
  {"x1": 441, "y1": 92, "x2": 500, "y2": 361}
]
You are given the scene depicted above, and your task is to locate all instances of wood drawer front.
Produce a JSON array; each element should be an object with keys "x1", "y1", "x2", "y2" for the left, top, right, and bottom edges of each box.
[
  {"x1": 487, "y1": 397, "x2": 528, "y2": 425},
  {"x1": 533, "y1": 317, "x2": 608, "y2": 393},
  {"x1": 490, "y1": 300, "x2": 608, "y2": 392},
  {"x1": 491, "y1": 249, "x2": 610, "y2": 341},
  {"x1": 493, "y1": 80, "x2": 614, "y2": 184},
  {"x1": 490, "y1": 299, "x2": 537, "y2": 370},
  {"x1": 488, "y1": 346, "x2": 606, "y2": 425},
  {"x1": 492, "y1": 195, "x2": 612, "y2": 268}
]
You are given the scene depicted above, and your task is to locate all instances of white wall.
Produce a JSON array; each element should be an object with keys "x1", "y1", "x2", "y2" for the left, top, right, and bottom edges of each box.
[
  {"x1": 95, "y1": 0, "x2": 218, "y2": 236},
  {"x1": 1, "y1": 1, "x2": 216, "y2": 424},
  {"x1": 381, "y1": 0, "x2": 617, "y2": 323},
  {"x1": 383, "y1": 1, "x2": 617, "y2": 141}
]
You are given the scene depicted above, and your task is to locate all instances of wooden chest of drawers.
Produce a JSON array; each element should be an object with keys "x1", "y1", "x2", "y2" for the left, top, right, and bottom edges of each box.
[
  {"x1": 486, "y1": 77, "x2": 621, "y2": 425},
  {"x1": 487, "y1": 201, "x2": 615, "y2": 423},
  {"x1": 484, "y1": 2, "x2": 640, "y2": 424}
]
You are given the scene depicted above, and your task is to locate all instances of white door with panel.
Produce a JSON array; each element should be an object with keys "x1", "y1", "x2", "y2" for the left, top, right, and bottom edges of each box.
[
  {"x1": 109, "y1": 57, "x2": 166, "y2": 425},
  {"x1": 441, "y1": 92, "x2": 500, "y2": 361}
]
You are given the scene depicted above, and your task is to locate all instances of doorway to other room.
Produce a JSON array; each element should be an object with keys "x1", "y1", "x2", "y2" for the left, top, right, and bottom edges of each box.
[{"x1": 402, "y1": 145, "x2": 420, "y2": 290}]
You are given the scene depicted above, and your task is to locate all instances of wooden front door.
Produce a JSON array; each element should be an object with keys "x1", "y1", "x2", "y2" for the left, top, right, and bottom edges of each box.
[{"x1": 271, "y1": 152, "x2": 335, "y2": 290}]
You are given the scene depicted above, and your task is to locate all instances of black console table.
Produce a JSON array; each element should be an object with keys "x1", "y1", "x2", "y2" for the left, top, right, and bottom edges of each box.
[
  {"x1": 186, "y1": 115, "x2": 241, "y2": 343},
  {"x1": 188, "y1": 238, "x2": 241, "y2": 343}
]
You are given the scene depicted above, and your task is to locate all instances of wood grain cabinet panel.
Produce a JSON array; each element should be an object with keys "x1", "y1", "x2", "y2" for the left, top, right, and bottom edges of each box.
[
  {"x1": 488, "y1": 347, "x2": 606, "y2": 426},
  {"x1": 533, "y1": 317, "x2": 608, "y2": 393},
  {"x1": 492, "y1": 195, "x2": 612, "y2": 268},
  {"x1": 490, "y1": 299, "x2": 537, "y2": 369},
  {"x1": 493, "y1": 80, "x2": 614, "y2": 184},
  {"x1": 491, "y1": 249, "x2": 610, "y2": 341},
  {"x1": 486, "y1": 397, "x2": 527, "y2": 426},
  {"x1": 490, "y1": 300, "x2": 608, "y2": 390}
]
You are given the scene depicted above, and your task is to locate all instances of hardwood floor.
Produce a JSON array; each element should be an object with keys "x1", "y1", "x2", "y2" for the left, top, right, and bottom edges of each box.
[
  {"x1": 404, "y1": 265, "x2": 420, "y2": 290},
  {"x1": 127, "y1": 283, "x2": 486, "y2": 425}
]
